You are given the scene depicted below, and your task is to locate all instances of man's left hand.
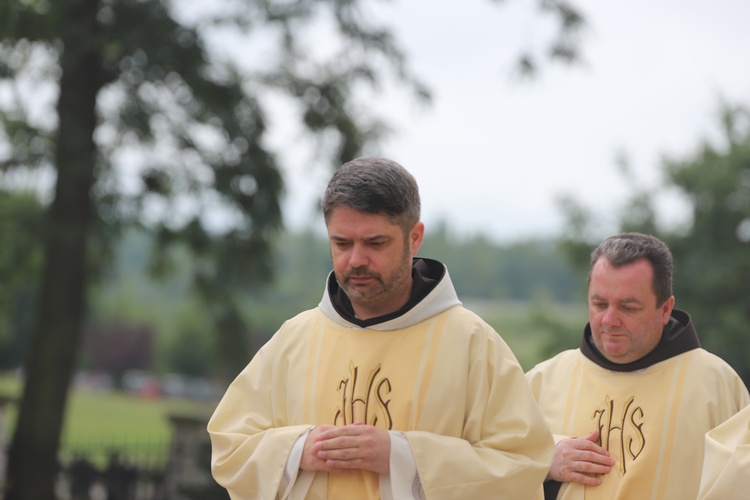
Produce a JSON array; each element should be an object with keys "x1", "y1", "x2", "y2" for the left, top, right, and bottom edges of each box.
[{"x1": 313, "y1": 423, "x2": 391, "y2": 474}]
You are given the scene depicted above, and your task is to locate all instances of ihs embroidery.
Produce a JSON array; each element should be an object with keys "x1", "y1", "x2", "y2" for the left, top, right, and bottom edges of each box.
[
  {"x1": 334, "y1": 361, "x2": 393, "y2": 429},
  {"x1": 592, "y1": 395, "x2": 646, "y2": 475}
]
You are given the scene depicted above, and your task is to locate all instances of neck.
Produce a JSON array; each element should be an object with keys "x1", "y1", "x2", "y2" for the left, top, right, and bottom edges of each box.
[{"x1": 351, "y1": 283, "x2": 413, "y2": 321}]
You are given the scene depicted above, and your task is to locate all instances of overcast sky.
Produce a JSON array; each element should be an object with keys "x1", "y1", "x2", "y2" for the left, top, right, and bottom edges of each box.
[{"x1": 274, "y1": 0, "x2": 750, "y2": 243}]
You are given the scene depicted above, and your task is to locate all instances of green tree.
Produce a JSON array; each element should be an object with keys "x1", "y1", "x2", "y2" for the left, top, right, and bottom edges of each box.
[
  {"x1": 422, "y1": 227, "x2": 580, "y2": 303},
  {"x1": 660, "y1": 104, "x2": 750, "y2": 384},
  {"x1": 558, "y1": 102, "x2": 750, "y2": 385}
]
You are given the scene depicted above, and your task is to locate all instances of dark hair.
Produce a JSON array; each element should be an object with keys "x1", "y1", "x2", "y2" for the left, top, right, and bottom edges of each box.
[
  {"x1": 589, "y1": 232, "x2": 673, "y2": 305},
  {"x1": 322, "y1": 157, "x2": 421, "y2": 233}
]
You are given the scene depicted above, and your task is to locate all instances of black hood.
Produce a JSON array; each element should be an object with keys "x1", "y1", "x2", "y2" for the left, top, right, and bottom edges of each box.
[
  {"x1": 328, "y1": 257, "x2": 445, "y2": 328},
  {"x1": 580, "y1": 309, "x2": 701, "y2": 372}
]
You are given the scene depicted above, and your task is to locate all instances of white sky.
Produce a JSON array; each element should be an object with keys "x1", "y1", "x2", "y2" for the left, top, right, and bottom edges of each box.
[{"x1": 277, "y1": 0, "x2": 750, "y2": 243}]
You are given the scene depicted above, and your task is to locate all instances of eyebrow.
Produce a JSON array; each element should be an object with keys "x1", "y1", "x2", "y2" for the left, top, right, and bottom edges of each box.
[
  {"x1": 329, "y1": 234, "x2": 391, "y2": 243},
  {"x1": 590, "y1": 294, "x2": 642, "y2": 305}
]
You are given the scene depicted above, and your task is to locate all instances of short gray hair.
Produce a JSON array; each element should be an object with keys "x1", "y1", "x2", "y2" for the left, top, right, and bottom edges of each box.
[
  {"x1": 322, "y1": 157, "x2": 421, "y2": 233},
  {"x1": 590, "y1": 232, "x2": 673, "y2": 305}
]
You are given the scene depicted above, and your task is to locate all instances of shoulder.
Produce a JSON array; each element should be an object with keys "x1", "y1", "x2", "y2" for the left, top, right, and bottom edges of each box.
[
  {"x1": 280, "y1": 307, "x2": 320, "y2": 327},
  {"x1": 679, "y1": 348, "x2": 750, "y2": 406},
  {"x1": 529, "y1": 349, "x2": 580, "y2": 369},
  {"x1": 442, "y1": 305, "x2": 489, "y2": 326},
  {"x1": 260, "y1": 308, "x2": 321, "y2": 350},
  {"x1": 526, "y1": 349, "x2": 581, "y2": 378},
  {"x1": 438, "y1": 306, "x2": 511, "y2": 345},
  {"x1": 684, "y1": 348, "x2": 744, "y2": 378},
  {"x1": 426, "y1": 306, "x2": 529, "y2": 367}
]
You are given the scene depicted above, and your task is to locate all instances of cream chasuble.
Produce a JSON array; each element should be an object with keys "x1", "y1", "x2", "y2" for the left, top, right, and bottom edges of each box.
[
  {"x1": 527, "y1": 348, "x2": 749, "y2": 500},
  {"x1": 698, "y1": 403, "x2": 750, "y2": 499},
  {"x1": 211, "y1": 306, "x2": 554, "y2": 499}
]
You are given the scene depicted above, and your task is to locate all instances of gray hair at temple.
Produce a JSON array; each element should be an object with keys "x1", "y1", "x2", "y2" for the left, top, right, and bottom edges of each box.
[
  {"x1": 589, "y1": 232, "x2": 674, "y2": 306},
  {"x1": 322, "y1": 157, "x2": 421, "y2": 235}
]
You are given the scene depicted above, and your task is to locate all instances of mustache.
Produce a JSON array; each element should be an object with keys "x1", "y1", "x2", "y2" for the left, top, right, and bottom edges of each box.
[{"x1": 344, "y1": 267, "x2": 380, "y2": 280}]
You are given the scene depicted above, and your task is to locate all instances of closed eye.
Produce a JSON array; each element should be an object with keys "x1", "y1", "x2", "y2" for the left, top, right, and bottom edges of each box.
[
  {"x1": 331, "y1": 239, "x2": 352, "y2": 249},
  {"x1": 620, "y1": 304, "x2": 641, "y2": 313}
]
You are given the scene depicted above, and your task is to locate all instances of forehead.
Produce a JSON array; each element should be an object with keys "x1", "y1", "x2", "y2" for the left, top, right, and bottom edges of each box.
[
  {"x1": 326, "y1": 206, "x2": 402, "y2": 238},
  {"x1": 589, "y1": 258, "x2": 656, "y2": 301}
]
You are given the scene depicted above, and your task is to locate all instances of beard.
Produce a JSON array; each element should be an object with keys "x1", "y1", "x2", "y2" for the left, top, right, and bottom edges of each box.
[{"x1": 337, "y1": 251, "x2": 412, "y2": 310}]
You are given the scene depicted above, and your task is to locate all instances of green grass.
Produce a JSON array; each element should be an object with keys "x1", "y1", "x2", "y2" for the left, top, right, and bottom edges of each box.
[{"x1": 0, "y1": 373, "x2": 216, "y2": 467}]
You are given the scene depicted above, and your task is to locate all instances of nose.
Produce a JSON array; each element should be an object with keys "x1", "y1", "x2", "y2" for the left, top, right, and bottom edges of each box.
[
  {"x1": 601, "y1": 307, "x2": 621, "y2": 328},
  {"x1": 348, "y1": 243, "x2": 368, "y2": 268}
]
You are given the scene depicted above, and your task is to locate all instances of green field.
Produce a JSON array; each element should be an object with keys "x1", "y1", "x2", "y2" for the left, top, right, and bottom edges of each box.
[{"x1": 0, "y1": 374, "x2": 216, "y2": 467}]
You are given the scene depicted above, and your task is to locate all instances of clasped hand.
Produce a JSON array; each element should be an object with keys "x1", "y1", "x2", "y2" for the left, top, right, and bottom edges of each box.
[{"x1": 300, "y1": 423, "x2": 391, "y2": 475}]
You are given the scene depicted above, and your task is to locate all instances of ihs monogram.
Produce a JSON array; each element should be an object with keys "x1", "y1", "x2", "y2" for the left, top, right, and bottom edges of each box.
[
  {"x1": 592, "y1": 395, "x2": 646, "y2": 475},
  {"x1": 333, "y1": 362, "x2": 393, "y2": 429}
]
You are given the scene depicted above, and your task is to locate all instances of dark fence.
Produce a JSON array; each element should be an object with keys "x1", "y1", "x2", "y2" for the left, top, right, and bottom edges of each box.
[
  {"x1": 61, "y1": 436, "x2": 170, "y2": 470},
  {"x1": 58, "y1": 438, "x2": 169, "y2": 500},
  {"x1": 53, "y1": 417, "x2": 228, "y2": 500}
]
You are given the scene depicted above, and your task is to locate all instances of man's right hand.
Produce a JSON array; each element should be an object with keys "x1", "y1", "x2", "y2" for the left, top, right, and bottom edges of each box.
[{"x1": 547, "y1": 430, "x2": 615, "y2": 485}]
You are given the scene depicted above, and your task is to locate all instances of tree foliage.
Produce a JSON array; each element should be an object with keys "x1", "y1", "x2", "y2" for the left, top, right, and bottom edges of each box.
[
  {"x1": 661, "y1": 105, "x2": 750, "y2": 384},
  {"x1": 558, "y1": 102, "x2": 750, "y2": 386},
  {"x1": 423, "y1": 222, "x2": 581, "y2": 302}
]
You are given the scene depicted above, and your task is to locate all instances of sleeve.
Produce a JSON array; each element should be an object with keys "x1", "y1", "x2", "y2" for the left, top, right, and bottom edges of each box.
[
  {"x1": 698, "y1": 405, "x2": 750, "y2": 499},
  {"x1": 526, "y1": 359, "x2": 574, "y2": 445},
  {"x1": 382, "y1": 431, "x2": 424, "y2": 500},
  {"x1": 403, "y1": 326, "x2": 554, "y2": 500},
  {"x1": 207, "y1": 341, "x2": 313, "y2": 499},
  {"x1": 527, "y1": 355, "x2": 579, "y2": 500}
]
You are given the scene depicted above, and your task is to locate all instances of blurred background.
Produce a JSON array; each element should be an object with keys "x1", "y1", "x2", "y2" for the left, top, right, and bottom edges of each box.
[{"x1": 1, "y1": 0, "x2": 749, "y2": 498}]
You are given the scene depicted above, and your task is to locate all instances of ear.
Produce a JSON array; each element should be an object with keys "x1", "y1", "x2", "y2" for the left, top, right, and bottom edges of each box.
[
  {"x1": 409, "y1": 222, "x2": 425, "y2": 255},
  {"x1": 660, "y1": 295, "x2": 675, "y2": 324}
]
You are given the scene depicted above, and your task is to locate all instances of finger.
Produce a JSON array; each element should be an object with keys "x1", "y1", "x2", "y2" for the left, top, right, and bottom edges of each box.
[
  {"x1": 568, "y1": 470, "x2": 605, "y2": 486},
  {"x1": 578, "y1": 450, "x2": 615, "y2": 466},
  {"x1": 315, "y1": 435, "x2": 360, "y2": 452},
  {"x1": 570, "y1": 439, "x2": 611, "y2": 456},
  {"x1": 574, "y1": 458, "x2": 614, "y2": 474},
  {"x1": 324, "y1": 462, "x2": 357, "y2": 473},
  {"x1": 317, "y1": 446, "x2": 359, "y2": 461},
  {"x1": 582, "y1": 430, "x2": 600, "y2": 443},
  {"x1": 317, "y1": 428, "x2": 358, "y2": 442},
  {"x1": 312, "y1": 425, "x2": 337, "y2": 442},
  {"x1": 557, "y1": 442, "x2": 602, "y2": 461},
  {"x1": 325, "y1": 453, "x2": 387, "y2": 474}
]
